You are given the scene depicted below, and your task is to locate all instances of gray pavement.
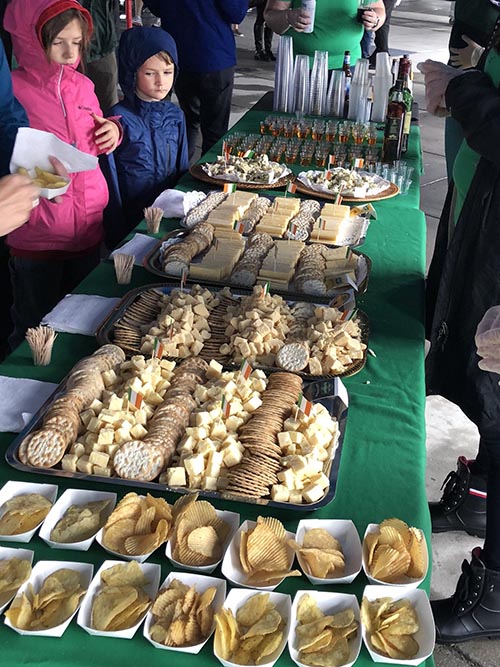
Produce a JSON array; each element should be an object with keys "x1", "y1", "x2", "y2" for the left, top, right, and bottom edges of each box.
[{"x1": 228, "y1": 4, "x2": 495, "y2": 666}]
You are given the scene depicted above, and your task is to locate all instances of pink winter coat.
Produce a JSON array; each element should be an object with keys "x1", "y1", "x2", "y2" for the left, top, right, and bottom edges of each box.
[{"x1": 5, "y1": 0, "x2": 109, "y2": 253}]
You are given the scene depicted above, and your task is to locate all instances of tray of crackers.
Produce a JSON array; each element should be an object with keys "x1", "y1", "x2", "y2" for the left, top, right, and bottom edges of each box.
[
  {"x1": 95, "y1": 283, "x2": 370, "y2": 379},
  {"x1": 143, "y1": 227, "x2": 371, "y2": 301},
  {"x1": 177, "y1": 187, "x2": 373, "y2": 248},
  {"x1": 190, "y1": 154, "x2": 292, "y2": 190},
  {"x1": 295, "y1": 168, "x2": 399, "y2": 202},
  {"x1": 6, "y1": 345, "x2": 348, "y2": 510}
]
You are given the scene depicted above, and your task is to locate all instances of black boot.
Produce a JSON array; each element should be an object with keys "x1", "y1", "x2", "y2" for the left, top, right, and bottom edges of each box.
[
  {"x1": 432, "y1": 547, "x2": 500, "y2": 643},
  {"x1": 264, "y1": 25, "x2": 275, "y2": 60},
  {"x1": 429, "y1": 456, "x2": 487, "y2": 538},
  {"x1": 254, "y1": 50, "x2": 266, "y2": 60}
]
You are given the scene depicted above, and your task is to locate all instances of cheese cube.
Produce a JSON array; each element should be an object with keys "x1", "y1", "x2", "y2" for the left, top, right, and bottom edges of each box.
[
  {"x1": 97, "y1": 428, "x2": 115, "y2": 446},
  {"x1": 61, "y1": 454, "x2": 78, "y2": 472},
  {"x1": 89, "y1": 451, "x2": 110, "y2": 468},
  {"x1": 271, "y1": 484, "x2": 290, "y2": 503},
  {"x1": 93, "y1": 465, "x2": 112, "y2": 477},
  {"x1": 223, "y1": 443, "x2": 243, "y2": 467},
  {"x1": 166, "y1": 467, "x2": 187, "y2": 487},
  {"x1": 130, "y1": 424, "x2": 148, "y2": 440},
  {"x1": 302, "y1": 483, "x2": 325, "y2": 503},
  {"x1": 76, "y1": 455, "x2": 93, "y2": 474},
  {"x1": 184, "y1": 453, "x2": 206, "y2": 478},
  {"x1": 206, "y1": 450, "x2": 223, "y2": 478},
  {"x1": 202, "y1": 476, "x2": 218, "y2": 491}
]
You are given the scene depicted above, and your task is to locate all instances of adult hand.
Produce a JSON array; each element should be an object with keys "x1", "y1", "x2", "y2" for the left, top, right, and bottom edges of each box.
[
  {"x1": 449, "y1": 35, "x2": 484, "y2": 69},
  {"x1": 47, "y1": 155, "x2": 70, "y2": 204},
  {"x1": 475, "y1": 306, "x2": 500, "y2": 374},
  {"x1": 285, "y1": 7, "x2": 312, "y2": 32},
  {"x1": 0, "y1": 173, "x2": 40, "y2": 235},
  {"x1": 417, "y1": 60, "x2": 465, "y2": 116},
  {"x1": 361, "y1": 9, "x2": 380, "y2": 30},
  {"x1": 92, "y1": 113, "x2": 120, "y2": 154}
]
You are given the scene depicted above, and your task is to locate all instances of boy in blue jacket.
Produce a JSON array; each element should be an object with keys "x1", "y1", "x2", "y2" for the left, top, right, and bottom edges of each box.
[{"x1": 108, "y1": 27, "x2": 188, "y2": 242}]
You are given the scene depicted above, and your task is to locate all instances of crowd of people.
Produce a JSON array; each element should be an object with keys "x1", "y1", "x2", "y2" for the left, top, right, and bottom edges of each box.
[{"x1": 1, "y1": 0, "x2": 500, "y2": 649}]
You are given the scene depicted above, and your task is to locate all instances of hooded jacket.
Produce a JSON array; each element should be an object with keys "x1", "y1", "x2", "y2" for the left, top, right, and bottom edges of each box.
[
  {"x1": 4, "y1": 0, "x2": 110, "y2": 254},
  {"x1": 0, "y1": 38, "x2": 28, "y2": 178},
  {"x1": 107, "y1": 27, "x2": 188, "y2": 231}
]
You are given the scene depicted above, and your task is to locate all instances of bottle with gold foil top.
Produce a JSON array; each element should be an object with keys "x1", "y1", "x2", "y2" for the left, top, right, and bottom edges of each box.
[{"x1": 343, "y1": 50, "x2": 352, "y2": 118}]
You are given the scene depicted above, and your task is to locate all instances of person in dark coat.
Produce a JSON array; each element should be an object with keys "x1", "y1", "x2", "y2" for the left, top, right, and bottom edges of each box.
[
  {"x1": 420, "y1": 40, "x2": 500, "y2": 643},
  {"x1": 107, "y1": 27, "x2": 188, "y2": 243}
]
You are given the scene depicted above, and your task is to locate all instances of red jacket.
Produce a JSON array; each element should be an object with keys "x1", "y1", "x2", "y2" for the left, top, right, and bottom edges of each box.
[{"x1": 5, "y1": 0, "x2": 111, "y2": 253}]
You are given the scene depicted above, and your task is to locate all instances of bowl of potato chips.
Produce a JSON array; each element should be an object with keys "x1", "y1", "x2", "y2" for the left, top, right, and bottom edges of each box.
[
  {"x1": 221, "y1": 518, "x2": 301, "y2": 591},
  {"x1": 360, "y1": 586, "x2": 435, "y2": 664},
  {"x1": 214, "y1": 588, "x2": 291, "y2": 667},
  {"x1": 288, "y1": 591, "x2": 362, "y2": 667},
  {"x1": 4, "y1": 560, "x2": 92, "y2": 637},
  {"x1": 0, "y1": 480, "x2": 57, "y2": 543},
  {"x1": 293, "y1": 520, "x2": 362, "y2": 585},
  {"x1": 165, "y1": 496, "x2": 240, "y2": 574},
  {"x1": 77, "y1": 560, "x2": 160, "y2": 639},
  {"x1": 143, "y1": 571, "x2": 226, "y2": 652},
  {"x1": 39, "y1": 488, "x2": 116, "y2": 551},
  {"x1": 362, "y1": 520, "x2": 428, "y2": 588},
  {"x1": 18, "y1": 166, "x2": 70, "y2": 200},
  {"x1": 0, "y1": 547, "x2": 34, "y2": 614}
]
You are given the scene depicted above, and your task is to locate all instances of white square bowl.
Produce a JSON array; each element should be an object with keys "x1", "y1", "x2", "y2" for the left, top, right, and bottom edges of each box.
[
  {"x1": 214, "y1": 587, "x2": 291, "y2": 667},
  {"x1": 361, "y1": 585, "x2": 435, "y2": 665},
  {"x1": 221, "y1": 519, "x2": 297, "y2": 591},
  {"x1": 362, "y1": 524, "x2": 429, "y2": 588},
  {"x1": 288, "y1": 590, "x2": 362, "y2": 667},
  {"x1": 39, "y1": 488, "x2": 117, "y2": 551},
  {"x1": 143, "y1": 570, "x2": 226, "y2": 653},
  {"x1": 165, "y1": 509, "x2": 240, "y2": 574},
  {"x1": 0, "y1": 480, "x2": 58, "y2": 543},
  {"x1": 76, "y1": 559, "x2": 161, "y2": 639},
  {"x1": 295, "y1": 519, "x2": 362, "y2": 585},
  {"x1": 3, "y1": 559, "x2": 93, "y2": 637},
  {"x1": 0, "y1": 546, "x2": 35, "y2": 614}
]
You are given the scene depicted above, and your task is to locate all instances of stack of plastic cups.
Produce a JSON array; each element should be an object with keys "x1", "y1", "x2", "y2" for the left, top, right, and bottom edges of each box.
[
  {"x1": 293, "y1": 54, "x2": 311, "y2": 115},
  {"x1": 371, "y1": 52, "x2": 392, "y2": 122},
  {"x1": 274, "y1": 35, "x2": 295, "y2": 112},
  {"x1": 326, "y1": 69, "x2": 346, "y2": 118},
  {"x1": 309, "y1": 50, "x2": 328, "y2": 116},
  {"x1": 348, "y1": 58, "x2": 370, "y2": 121}
]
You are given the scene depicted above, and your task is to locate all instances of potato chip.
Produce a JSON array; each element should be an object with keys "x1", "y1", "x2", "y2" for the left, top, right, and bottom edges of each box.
[
  {"x1": 302, "y1": 528, "x2": 341, "y2": 551},
  {"x1": 101, "y1": 492, "x2": 172, "y2": 555},
  {"x1": 361, "y1": 596, "x2": 420, "y2": 659},
  {"x1": 5, "y1": 567, "x2": 86, "y2": 631},
  {"x1": 294, "y1": 594, "x2": 358, "y2": 667},
  {"x1": 50, "y1": 499, "x2": 111, "y2": 543},
  {"x1": 92, "y1": 585, "x2": 138, "y2": 631},
  {"x1": 0, "y1": 493, "x2": 52, "y2": 535},
  {"x1": 365, "y1": 519, "x2": 427, "y2": 583},
  {"x1": 101, "y1": 561, "x2": 148, "y2": 588},
  {"x1": 215, "y1": 593, "x2": 286, "y2": 665},
  {"x1": 0, "y1": 558, "x2": 32, "y2": 607},
  {"x1": 149, "y1": 579, "x2": 217, "y2": 647}
]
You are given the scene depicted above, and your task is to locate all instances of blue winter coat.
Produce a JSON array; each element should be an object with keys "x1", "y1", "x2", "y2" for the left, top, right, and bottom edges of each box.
[
  {"x1": 0, "y1": 39, "x2": 28, "y2": 177},
  {"x1": 108, "y1": 28, "x2": 189, "y2": 235}
]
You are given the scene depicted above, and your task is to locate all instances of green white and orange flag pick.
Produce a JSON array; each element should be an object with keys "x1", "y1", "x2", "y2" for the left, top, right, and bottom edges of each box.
[
  {"x1": 261, "y1": 281, "x2": 270, "y2": 297},
  {"x1": 128, "y1": 387, "x2": 143, "y2": 409},
  {"x1": 353, "y1": 157, "x2": 364, "y2": 169},
  {"x1": 233, "y1": 219, "x2": 246, "y2": 233},
  {"x1": 240, "y1": 358, "x2": 253, "y2": 381},
  {"x1": 334, "y1": 194, "x2": 343, "y2": 205},
  {"x1": 222, "y1": 140, "x2": 230, "y2": 161},
  {"x1": 328, "y1": 154, "x2": 336, "y2": 168},
  {"x1": 297, "y1": 392, "x2": 312, "y2": 417},
  {"x1": 221, "y1": 394, "x2": 231, "y2": 419},
  {"x1": 243, "y1": 149, "x2": 254, "y2": 158},
  {"x1": 223, "y1": 182, "x2": 237, "y2": 194},
  {"x1": 286, "y1": 181, "x2": 297, "y2": 196},
  {"x1": 153, "y1": 336, "x2": 164, "y2": 359}
]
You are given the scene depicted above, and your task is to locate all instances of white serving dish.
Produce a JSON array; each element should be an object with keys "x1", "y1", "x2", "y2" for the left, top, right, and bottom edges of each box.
[
  {"x1": 143, "y1": 570, "x2": 226, "y2": 653},
  {"x1": 361, "y1": 585, "x2": 435, "y2": 665},
  {"x1": 362, "y1": 523, "x2": 429, "y2": 588},
  {"x1": 214, "y1": 587, "x2": 291, "y2": 667},
  {"x1": 221, "y1": 519, "x2": 297, "y2": 591},
  {"x1": 3, "y1": 559, "x2": 93, "y2": 637},
  {"x1": 0, "y1": 546, "x2": 35, "y2": 614},
  {"x1": 77, "y1": 559, "x2": 161, "y2": 639},
  {"x1": 288, "y1": 589, "x2": 362, "y2": 667},
  {"x1": 295, "y1": 519, "x2": 362, "y2": 585},
  {"x1": 165, "y1": 508, "x2": 240, "y2": 574},
  {"x1": 0, "y1": 480, "x2": 58, "y2": 543},
  {"x1": 39, "y1": 488, "x2": 116, "y2": 551}
]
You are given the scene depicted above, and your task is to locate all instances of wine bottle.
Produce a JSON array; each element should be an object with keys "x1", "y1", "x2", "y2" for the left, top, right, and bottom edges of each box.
[
  {"x1": 343, "y1": 50, "x2": 352, "y2": 118},
  {"x1": 382, "y1": 80, "x2": 405, "y2": 163}
]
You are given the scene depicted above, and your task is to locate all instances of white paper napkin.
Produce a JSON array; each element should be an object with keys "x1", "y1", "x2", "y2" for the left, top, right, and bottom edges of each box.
[
  {"x1": 41, "y1": 294, "x2": 120, "y2": 336},
  {"x1": 151, "y1": 188, "x2": 206, "y2": 218},
  {"x1": 10, "y1": 127, "x2": 98, "y2": 174},
  {"x1": 0, "y1": 376, "x2": 58, "y2": 433},
  {"x1": 110, "y1": 233, "x2": 158, "y2": 266}
]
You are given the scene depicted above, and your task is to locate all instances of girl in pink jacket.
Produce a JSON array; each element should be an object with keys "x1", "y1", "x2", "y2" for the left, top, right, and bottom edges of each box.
[{"x1": 4, "y1": 0, "x2": 121, "y2": 349}]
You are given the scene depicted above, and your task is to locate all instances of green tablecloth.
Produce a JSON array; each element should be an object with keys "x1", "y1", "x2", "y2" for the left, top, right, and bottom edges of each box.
[{"x1": 0, "y1": 107, "x2": 430, "y2": 666}]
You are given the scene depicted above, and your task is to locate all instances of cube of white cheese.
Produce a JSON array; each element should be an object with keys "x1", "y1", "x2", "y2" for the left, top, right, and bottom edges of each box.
[
  {"x1": 183, "y1": 453, "x2": 206, "y2": 478},
  {"x1": 166, "y1": 467, "x2": 187, "y2": 486},
  {"x1": 270, "y1": 484, "x2": 290, "y2": 503}
]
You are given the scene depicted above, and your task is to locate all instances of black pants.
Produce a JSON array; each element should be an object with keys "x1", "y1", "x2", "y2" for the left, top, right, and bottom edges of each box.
[
  {"x1": 174, "y1": 67, "x2": 235, "y2": 162},
  {"x1": 0, "y1": 237, "x2": 13, "y2": 360},
  {"x1": 470, "y1": 435, "x2": 500, "y2": 570},
  {"x1": 254, "y1": 3, "x2": 273, "y2": 53},
  {"x1": 9, "y1": 250, "x2": 100, "y2": 351},
  {"x1": 370, "y1": 0, "x2": 397, "y2": 62}
]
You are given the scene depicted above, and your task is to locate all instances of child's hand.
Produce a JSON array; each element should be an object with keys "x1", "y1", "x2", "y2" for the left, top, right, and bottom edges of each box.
[{"x1": 92, "y1": 113, "x2": 120, "y2": 154}]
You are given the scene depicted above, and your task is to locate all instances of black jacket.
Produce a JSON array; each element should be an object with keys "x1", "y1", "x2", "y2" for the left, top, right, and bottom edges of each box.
[{"x1": 426, "y1": 69, "x2": 500, "y2": 438}]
